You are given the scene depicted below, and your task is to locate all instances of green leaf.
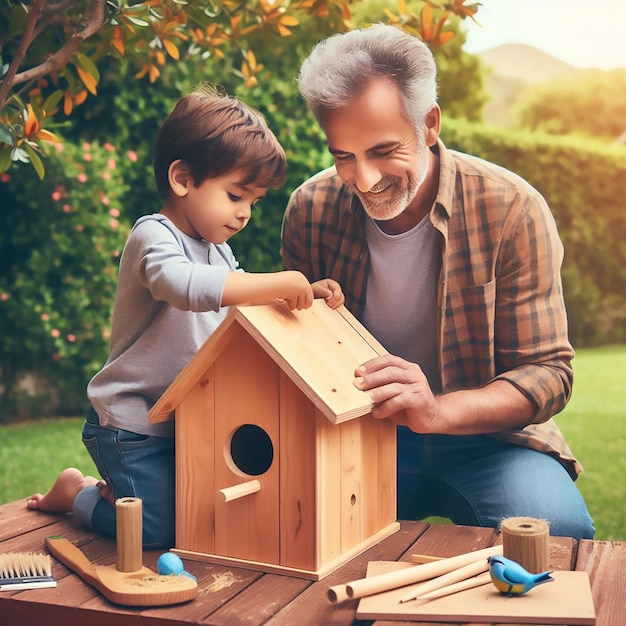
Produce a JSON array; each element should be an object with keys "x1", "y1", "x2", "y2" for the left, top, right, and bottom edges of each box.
[
  {"x1": 74, "y1": 52, "x2": 101, "y2": 81},
  {"x1": 0, "y1": 123, "x2": 14, "y2": 146},
  {"x1": 0, "y1": 148, "x2": 12, "y2": 173},
  {"x1": 22, "y1": 143, "x2": 46, "y2": 179},
  {"x1": 126, "y1": 15, "x2": 150, "y2": 26},
  {"x1": 42, "y1": 90, "x2": 64, "y2": 114}
]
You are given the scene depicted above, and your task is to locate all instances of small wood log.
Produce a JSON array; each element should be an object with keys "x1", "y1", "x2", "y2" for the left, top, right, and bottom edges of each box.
[
  {"x1": 116, "y1": 497, "x2": 143, "y2": 573},
  {"x1": 501, "y1": 516, "x2": 550, "y2": 573}
]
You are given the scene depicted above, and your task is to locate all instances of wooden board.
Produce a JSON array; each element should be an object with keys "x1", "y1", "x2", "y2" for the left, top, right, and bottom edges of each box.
[
  {"x1": 45, "y1": 537, "x2": 197, "y2": 607},
  {"x1": 356, "y1": 561, "x2": 595, "y2": 624}
]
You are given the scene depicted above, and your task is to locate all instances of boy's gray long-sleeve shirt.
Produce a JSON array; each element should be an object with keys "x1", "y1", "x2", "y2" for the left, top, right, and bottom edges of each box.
[{"x1": 87, "y1": 214, "x2": 237, "y2": 438}]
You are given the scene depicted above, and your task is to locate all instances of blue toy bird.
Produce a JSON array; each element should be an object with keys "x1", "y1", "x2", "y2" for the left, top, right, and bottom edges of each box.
[{"x1": 487, "y1": 555, "x2": 554, "y2": 596}]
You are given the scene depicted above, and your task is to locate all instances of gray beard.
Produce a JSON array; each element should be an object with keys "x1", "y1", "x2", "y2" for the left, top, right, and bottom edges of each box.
[{"x1": 354, "y1": 140, "x2": 430, "y2": 222}]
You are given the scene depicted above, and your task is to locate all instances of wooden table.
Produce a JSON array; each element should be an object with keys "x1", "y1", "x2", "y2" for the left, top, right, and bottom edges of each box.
[{"x1": 1, "y1": 498, "x2": 624, "y2": 625}]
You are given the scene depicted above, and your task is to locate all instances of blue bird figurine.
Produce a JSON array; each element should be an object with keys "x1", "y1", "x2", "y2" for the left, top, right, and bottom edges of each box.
[{"x1": 487, "y1": 555, "x2": 553, "y2": 596}]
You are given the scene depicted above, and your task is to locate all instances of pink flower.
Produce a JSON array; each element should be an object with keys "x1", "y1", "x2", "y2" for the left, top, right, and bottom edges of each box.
[
  {"x1": 83, "y1": 153, "x2": 93, "y2": 162},
  {"x1": 127, "y1": 150, "x2": 138, "y2": 162},
  {"x1": 77, "y1": 173, "x2": 87, "y2": 183},
  {"x1": 104, "y1": 142, "x2": 115, "y2": 152},
  {"x1": 109, "y1": 218, "x2": 119, "y2": 230},
  {"x1": 0, "y1": 293, "x2": 9, "y2": 301},
  {"x1": 102, "y1": 196, "x2": 110, "y2": 205},
  {"x1": 102, "y1": 172, "x2": 111, "y2": 180},
  {"x1": 63, "y1": 204, "x2": 71, "y2": 213},
  {"x1": 52, "y1": 191, "x2": 62, "y2": 201},
  {"x1": 41, "y1": 313, "x2": 49, "y2": 321},
  {"x1": 102, "y1": 328, "x2": 111, "y2": 339},
  {"x1": 51, "y1": 329, "x2": 60, "y2": 338},
  {"x1": 0, "y1": 173, "x2": 9, "y2": 183},
  {"x1": 107, "y1": 158, "x2": 116, "y2": 170},
  {"x1": 76, "y1": 224, "x2": 84, "y2": 232},
  {"x1": 82, "y1": 142, "x2": 91, "y2": 150},
  {"x1": 67, "y1": 334, "x2": 76, "y2": 342},
  {"x1": 109, "y1": 208, "x2": 120, "y2": 217}
]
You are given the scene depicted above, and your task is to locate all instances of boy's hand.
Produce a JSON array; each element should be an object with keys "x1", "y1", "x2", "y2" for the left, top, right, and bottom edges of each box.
[
  {"x1": 278, "y1": 271, "x2": 315, "y2": 310},
  {"x1": 311, "y1": 279, "x2": 345, "y2": 309}
]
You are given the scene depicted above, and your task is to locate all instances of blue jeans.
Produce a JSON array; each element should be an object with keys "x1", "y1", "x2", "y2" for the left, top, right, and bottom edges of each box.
[
  {"x1": 397, "y1": 427, "x2": 595, "y2": 540},
  {"x1": 73, "y1": 407, "x2": 175, "y2": 549}
]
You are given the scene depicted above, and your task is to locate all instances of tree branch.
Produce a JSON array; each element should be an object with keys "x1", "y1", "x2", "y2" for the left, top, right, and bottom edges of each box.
[
  {"x1": 0, "y1": 0, "x2": 48, "y2": 111},
  {"x1": 0, "y1": 0, "x2": 108, "y2": 107}
]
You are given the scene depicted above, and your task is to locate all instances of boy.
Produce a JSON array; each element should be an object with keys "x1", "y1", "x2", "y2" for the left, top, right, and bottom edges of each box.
[{"x1": 28, "y1": 85, "x2": 343, "y2": 547}]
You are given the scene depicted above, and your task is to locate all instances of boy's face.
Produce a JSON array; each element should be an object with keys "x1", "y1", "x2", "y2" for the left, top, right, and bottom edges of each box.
[{"x1": 170, "y1": 168, "x2": 267, "y2": 243}]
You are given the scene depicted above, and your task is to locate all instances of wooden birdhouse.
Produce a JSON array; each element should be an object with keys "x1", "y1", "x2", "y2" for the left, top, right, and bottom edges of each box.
[{"x1": 148, "y1": 300, "x2": 399, "y2": 580}]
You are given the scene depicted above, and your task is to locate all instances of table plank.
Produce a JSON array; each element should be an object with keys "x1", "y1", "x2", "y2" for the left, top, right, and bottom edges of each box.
[
  {"x1": 576, "y1": 539, "x2": 626, "y2": 626},
  {"x1": 1, "y1": 500, "x2": 625, "y2": 626}
]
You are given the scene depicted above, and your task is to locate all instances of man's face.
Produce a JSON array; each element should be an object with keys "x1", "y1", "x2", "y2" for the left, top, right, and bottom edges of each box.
[{"x1": 320, "y1": 78, "x2": 432, "y2": 222}]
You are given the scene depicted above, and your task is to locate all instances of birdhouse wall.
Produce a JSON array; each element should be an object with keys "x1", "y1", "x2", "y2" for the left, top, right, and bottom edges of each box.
[
  {"x1": 278, "y1": 372, "x2": 317, "y2": 570},
  {"x1": 175, "y1": 368, "x2": 216, "y2": 553},
  {"x1": 277, "y1": 374, "x2": 397, "y2": 573},
  {"x1": 314, "y1": 407, "x2": 397, "y2": 572},
  {"x1": 213, "y1": 330, "x2": 281, "y2": 564}
]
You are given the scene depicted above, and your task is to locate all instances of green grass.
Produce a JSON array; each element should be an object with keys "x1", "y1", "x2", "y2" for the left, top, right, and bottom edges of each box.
[
  {"x1": 554, "y1": 345, "x2": 626, "y2": 541},
  {"x1": 0, "y1": 417, "x2": 95, "y2": 504},
  {"x1": 1, "y1": 346, "x2": 624, "y2": 540}
]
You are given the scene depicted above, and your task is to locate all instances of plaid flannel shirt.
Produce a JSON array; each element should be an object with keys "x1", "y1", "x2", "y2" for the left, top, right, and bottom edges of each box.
[{"x1": 281, "y1": 140, "x2": 581, "y2": 479}]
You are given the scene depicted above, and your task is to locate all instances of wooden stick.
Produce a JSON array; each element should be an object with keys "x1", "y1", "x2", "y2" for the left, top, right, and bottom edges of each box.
[
  {"x1": 413, "y1": 572, "x2": 492, "y2": 601},
  {"x1": 399, "y1": 558, "x2": 489, "y2": 603},
  {"x1": 218, "y1": 479, "x2": 261, "y2": 503},
  {"x1": 327, "y1": 544, "x2": 502, "y2": 603},
  {"x1": 115, "y1": 497, "x2": 143, "y2": 573},
  {"x1": 410, "y1": 554, "x2": 444, "y2": 564}
]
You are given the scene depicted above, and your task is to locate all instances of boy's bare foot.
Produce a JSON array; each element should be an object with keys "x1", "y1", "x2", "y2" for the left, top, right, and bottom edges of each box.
[{"x1": 26, "y1": 467, "x2": 99, "y2": 514}]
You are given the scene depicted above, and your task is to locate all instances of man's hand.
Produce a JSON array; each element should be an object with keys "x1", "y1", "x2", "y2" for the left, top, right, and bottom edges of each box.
[
  {"x1": 354, "y1": 354, "x2": 537, "y2": 435},
  {"x1": 353, "y1": 354, "x2": 440, "y2": 432}
]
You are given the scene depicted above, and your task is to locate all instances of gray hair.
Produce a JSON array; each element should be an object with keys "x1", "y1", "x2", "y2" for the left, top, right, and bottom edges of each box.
[{"x1": 297, "y1": 24, "x2": 438, "y2": 129}]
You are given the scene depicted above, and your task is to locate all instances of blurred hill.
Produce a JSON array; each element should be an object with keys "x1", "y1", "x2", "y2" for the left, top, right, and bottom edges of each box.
[{"x1": 477, "y1": 43, "x2": 580, "y2": 127}]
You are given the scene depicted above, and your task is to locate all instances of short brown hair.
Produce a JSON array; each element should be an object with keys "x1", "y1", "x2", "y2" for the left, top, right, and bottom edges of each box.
[{"x1": 153, "y1": 84, "x2": 287, "y2": 199}]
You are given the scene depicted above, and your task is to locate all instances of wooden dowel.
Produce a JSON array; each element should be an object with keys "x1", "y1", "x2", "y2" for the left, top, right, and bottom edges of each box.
[
  {"x1": 218, "y1": 479, "x2": 261, "y2": 503},
  {"x1": 115, "y1": 497, "x2": 143, "y2": 573},
  {"x1": 399, "y1": 558, "x2": 489, "y2": 603},
  {"x1": 327, "y1": 544, "x2": 502, "y2": 603},
  {"x1": 501, "y1": 516, "x2": 550, "y2": 573},
  {"x1": 414, "y1": 572, "x2": 492, "y2": 601},
  {"x1": 410, "y1": 554, "x2": 444, "y2": 564}
]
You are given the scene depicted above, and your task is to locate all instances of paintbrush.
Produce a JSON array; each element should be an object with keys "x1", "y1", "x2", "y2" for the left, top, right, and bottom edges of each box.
[{"x1": 0, "y1": 551, "x2": 57, "y2": 591}]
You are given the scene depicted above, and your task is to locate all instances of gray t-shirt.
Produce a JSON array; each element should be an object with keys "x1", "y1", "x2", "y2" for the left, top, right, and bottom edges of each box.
[
  {"x1": 363, "y1": 215, "x2": 442, "y2": 392},
  {"x1": 87, "y1": 214, "x2": 237, "y2": 437}
]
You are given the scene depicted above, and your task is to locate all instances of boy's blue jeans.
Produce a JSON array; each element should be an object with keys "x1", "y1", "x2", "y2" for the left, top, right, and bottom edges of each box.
[
  {"x1": 397, "y1": 426, "x2": 595, "y2": 540},
  {"x1": 73, "y1": 407, "x2": 175, "y2": 549}
]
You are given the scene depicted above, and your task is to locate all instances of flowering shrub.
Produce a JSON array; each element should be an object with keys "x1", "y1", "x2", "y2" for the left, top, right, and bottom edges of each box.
[{"x1": 0, "y1": 141, "x2": 131, "y2": 419}]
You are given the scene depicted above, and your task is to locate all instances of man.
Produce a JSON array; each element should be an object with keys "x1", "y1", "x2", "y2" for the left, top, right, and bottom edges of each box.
[{"x1": 281, "y1": 24, "x2": 594, "y2": 539}]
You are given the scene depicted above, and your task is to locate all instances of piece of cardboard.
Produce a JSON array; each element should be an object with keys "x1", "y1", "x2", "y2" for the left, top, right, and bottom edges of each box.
[{"x1": 356, "y1": 561, "x2": 595, "y2": 624}]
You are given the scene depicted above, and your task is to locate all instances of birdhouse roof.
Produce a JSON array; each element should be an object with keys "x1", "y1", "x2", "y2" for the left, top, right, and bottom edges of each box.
[{"x1": 148, "y1": 301, "x2": 387, "y2": 426}]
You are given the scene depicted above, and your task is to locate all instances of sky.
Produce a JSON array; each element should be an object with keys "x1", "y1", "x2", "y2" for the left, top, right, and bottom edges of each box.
[{"x1": 462, "y1": 0, "x2": 626, "y2": 70}]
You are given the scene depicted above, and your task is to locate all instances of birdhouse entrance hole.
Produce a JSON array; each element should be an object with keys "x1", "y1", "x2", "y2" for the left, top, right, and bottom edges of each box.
[{"x1": 227, "y1": 423, "x2": 274, "y2": 476}]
